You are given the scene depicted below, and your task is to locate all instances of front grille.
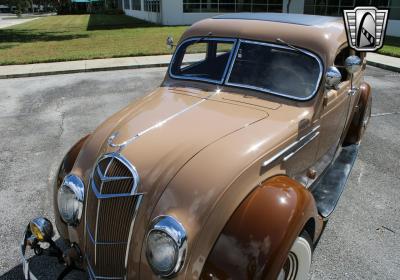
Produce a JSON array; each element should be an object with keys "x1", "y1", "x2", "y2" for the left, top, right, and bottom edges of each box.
[{"x1": 85, "y1": 153, "x2": 142, "y2": 279}]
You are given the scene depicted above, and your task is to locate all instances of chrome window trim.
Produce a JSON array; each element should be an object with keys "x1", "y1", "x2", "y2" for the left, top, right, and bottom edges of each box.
[
  {"x1": 145, "y1": 215, "x2": 187, "y2": 278},
  {"x1": 168, "y1": 37, "x2": 238, "y2": 85},
  {"x1": 225, "y1": 39, "x2": 324, "y2": 101}
]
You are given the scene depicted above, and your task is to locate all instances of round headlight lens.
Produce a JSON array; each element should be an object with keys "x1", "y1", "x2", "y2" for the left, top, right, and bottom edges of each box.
[
  {"x1": 146, "y1": 230, "x2": 178, "y2": 275},
  {"x1": 146, "y1": 216, "x2": 187, "y2": 277},
  {"x1": 57, "y1": 174, "x2": 84, "y2": 225},
  {"x1": 29, "y1": 217, "x2": 54, "y2": 242}
]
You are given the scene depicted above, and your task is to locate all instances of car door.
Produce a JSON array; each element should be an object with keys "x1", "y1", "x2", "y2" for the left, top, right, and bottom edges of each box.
[{"x1": 316, "y1": 47, "x2": 353, "y2": 161}]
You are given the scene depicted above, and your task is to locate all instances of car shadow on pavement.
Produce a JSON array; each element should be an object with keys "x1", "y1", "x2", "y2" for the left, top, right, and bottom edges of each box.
[
  {"x1": 0, "y1": 264, "x2": 25, "y2": 280},
  {"x1": 0, "y1": 238, "x2": 87, "y2": 280},
  {"x1": 0, "y1": 258, "x2": 87, "y2": 280}
]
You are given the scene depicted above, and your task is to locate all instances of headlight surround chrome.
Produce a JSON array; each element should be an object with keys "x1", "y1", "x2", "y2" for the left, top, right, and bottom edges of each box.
[
  {"x1": 57, "y1": 174, "x2": 84, "y2": 226},
  {"x1": 29, "y1": 217, "x2": 54, "y2": 242},
  {"x1": 146, "y1": 215, "x2": 187, "y2": 277}
]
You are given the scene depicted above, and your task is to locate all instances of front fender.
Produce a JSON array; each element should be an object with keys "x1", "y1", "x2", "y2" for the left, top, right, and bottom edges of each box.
[
  {"x1": 200, "y1": 176, "x2": 319, "y2": 280},
  {"x1": 53, "y1": 134, "x2": 91, "y2": 239}
]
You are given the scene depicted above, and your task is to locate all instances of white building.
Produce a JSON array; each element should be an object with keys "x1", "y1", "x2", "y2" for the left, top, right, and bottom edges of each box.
[{"x1": 122, "y1": 0, "x2": 400, "y2": 37}]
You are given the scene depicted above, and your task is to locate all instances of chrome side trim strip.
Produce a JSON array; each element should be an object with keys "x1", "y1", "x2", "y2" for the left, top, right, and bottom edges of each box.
[
  {"x1": 262, "y1": 125, "x2": 320, "y2": 168},
  {"x1": 283, "y1": 131, "x2": 320, "y2": 162},
  {"x1": 124, "y1": 195, "x2": 143, "y2": 268}
]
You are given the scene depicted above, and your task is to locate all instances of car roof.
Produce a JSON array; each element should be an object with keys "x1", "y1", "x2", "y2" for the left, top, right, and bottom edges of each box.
[{"x1": 213, "y1": 13, "x2": 340, "y2": 26}]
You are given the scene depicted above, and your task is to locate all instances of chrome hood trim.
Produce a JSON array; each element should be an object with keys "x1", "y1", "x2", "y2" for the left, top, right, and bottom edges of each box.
[{"x1": 107, "y1": 90, "x2": 222, "y2": 153}]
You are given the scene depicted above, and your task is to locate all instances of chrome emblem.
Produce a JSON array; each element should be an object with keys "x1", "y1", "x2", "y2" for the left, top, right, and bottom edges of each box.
[
  {"x1": 91, "y1": 153, "x2": 140, "y2": 198},
  {"x1": 343, "y1": 6, "x2": 389, "y2": 52}
]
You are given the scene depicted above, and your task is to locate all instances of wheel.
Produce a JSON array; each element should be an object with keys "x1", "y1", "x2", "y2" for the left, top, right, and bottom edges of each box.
[{"x1": 277, "y1": 232, "x2": 313, "y2": 280}]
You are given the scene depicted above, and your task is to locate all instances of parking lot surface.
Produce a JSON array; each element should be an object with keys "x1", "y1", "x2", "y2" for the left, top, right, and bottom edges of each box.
[{"x1": 0, "y1": 66, "x2": 399, "y2": 279}]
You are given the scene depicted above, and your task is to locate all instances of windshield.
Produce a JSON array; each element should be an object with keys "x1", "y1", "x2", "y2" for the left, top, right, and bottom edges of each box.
[{"x1": 170, "y1": 38, "x2": 323, "y2": 101}]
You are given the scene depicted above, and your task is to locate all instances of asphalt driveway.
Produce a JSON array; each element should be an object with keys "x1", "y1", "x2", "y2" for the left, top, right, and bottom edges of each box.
[{"x1": 0, "y1": 66, "x2": 399, "y2": 279}]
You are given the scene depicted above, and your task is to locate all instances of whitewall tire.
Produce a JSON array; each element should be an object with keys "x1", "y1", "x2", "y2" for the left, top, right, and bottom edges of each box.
[{"x1": 278, "y1": 232, "x2": 313, "y2": 280}]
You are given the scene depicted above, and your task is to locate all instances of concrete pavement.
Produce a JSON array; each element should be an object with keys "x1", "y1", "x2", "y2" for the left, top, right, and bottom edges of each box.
[
  {"x1": 366, "y1": 52, "x2": 400, "y2": 73},
  {"x1": 0, "y1": 65, "x2": 399, "y2": 279},
  {"x1": 0, "y1": 55, "x2": 174, "y2": 79},
  {"x1": 0, "y1": 14, "x2": 38, "y2": 29}
]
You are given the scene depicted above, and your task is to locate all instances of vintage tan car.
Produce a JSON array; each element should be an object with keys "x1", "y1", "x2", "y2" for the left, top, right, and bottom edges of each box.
[{"x1": 21, "y1": 13, "x2": 372, "y2": 280}]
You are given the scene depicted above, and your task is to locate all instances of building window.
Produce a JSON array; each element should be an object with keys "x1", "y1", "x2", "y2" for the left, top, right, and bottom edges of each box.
[
  {"x1": 304, "y1": 0, "x2": 395, "y2": 17},
  {"x1": 183, "y1": 0, "x2": 283, "y2": 13},
  {"x1": 124, "y1": 0, "x2": 130, "y2": 10},
  {"x1": 131, "y1": 0, "x2": 141, "y2": 10},
  {"x1": 144, "y1": 0, "x2": 160, "y2": 12},
  {"x1": 389, "y1": 0, "x2": 400, "y2": 20}
]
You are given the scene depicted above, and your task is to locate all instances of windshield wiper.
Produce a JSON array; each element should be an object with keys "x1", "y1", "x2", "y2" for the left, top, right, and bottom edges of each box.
[
  {"x1": 276, "y1": 38, "x2": 309, "y2": 56},
  {"x1": 195, "y1": 32, "x2": 213, "y2": 44}
]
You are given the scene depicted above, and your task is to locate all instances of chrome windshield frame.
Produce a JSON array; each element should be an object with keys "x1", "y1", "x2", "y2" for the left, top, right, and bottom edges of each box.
[
  {"x1": 169, "y1": 37, "x2": 324, "y2": 102},
  {"x1": 224, "y1": 39, "x2": 324, "y2": 101},
  {"x1": 168, "y1": 37, "x2": 239, "y2": 85}
]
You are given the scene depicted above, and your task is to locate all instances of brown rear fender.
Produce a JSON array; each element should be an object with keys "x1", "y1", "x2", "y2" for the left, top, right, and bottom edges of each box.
[
  {"x1": 200, "y1": 176, "x2": 321, "y2": 280},
  {"x1": 53, "y1": 134, "x2": 91, "y2": 239},
  {"x1": 345, "y1": 82, "x2": 372, "y2": 144}
]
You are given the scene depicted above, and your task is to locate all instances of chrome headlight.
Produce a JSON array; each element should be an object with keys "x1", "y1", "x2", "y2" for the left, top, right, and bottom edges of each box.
[
  {"x1": 30, "y1": 217, "x2": 54, "y2": 242},
  {"x1": 57, "y1": 174, "x2": 84, "y2": 226},
  {"x1": 146, "y1": 216, "x2": 187, "y2": 277}
]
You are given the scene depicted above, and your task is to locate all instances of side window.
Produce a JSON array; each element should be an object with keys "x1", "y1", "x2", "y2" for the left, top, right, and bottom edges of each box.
[
  {"x1": 171, "y1": 40, "x2": 235, "y2": 83},
  {"x1": 334, "y1": 47, "x2": 351, "y2": 82},
  {"x1": 181, "y1": 42, "x2": 208, "y2": 70}
]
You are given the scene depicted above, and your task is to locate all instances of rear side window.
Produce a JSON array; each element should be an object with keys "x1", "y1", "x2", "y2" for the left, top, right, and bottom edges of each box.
[
  {"x1": 226, "y1": 41, "x2": 322, "y2": 100},
  {"x1": 170, "y1": 39, "x2": 236, "y2": 84}
]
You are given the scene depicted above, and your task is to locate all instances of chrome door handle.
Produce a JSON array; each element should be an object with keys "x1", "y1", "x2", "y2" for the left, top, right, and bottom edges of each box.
[{"x1": 348, "y1": 88, "x2": 358, "y2": 96}]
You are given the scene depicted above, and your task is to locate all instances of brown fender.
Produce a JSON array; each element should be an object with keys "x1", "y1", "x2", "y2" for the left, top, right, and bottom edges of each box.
[
  {"x1": 200, "y1": 176, "x2": 321, "y2": 280},
  {"x1": 345, "y1": 82, "x2": 372, "y2": 144},
  {"x1": 53, "y1": 134, "x2": 91, "y2": 239}
]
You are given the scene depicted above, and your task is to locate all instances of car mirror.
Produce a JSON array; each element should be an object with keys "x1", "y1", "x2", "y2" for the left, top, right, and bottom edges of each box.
[
  {"x1": 325, "y1": 66, "x2": 342, "y2": 89},
  {"x1": 166, "y1": 36, "x2": 175, "y2": 50},
  {"x1": 344, "y1": 55, "x2": 362, "y2": 74}
]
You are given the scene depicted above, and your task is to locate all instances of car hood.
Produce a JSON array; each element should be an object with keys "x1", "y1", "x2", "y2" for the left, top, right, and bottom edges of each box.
[
  {"x1": 109, "y1": 88, "x2": 268, "y2": 194},
  {"x1": 74, "y1": 87, "x2": 269, "y2": 197}
]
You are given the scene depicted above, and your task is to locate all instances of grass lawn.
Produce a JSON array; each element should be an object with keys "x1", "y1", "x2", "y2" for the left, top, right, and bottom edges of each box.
[
  {"x1": 378, "y1": 36, "x2": 400, "y2": 58},
  {"x1": 0, "y1": 14, "x2": 187, "y2": 65},
  {"x1": 1, "y1": 14, "x2": 399, "y2": 65}
]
